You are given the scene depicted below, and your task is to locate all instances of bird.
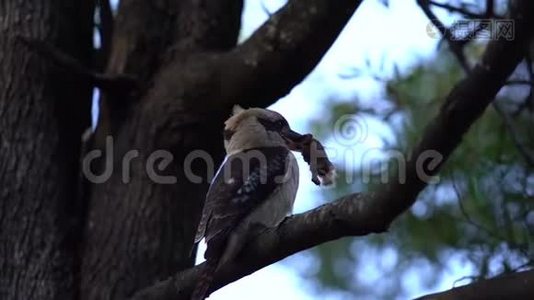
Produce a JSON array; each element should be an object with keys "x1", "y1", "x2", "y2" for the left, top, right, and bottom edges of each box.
[{"x1": 191, "y1": 105, "x2": 309, "y2": 300}]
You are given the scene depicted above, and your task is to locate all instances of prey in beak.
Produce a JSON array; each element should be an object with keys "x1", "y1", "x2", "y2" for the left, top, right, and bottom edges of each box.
[
  {"x1": 227, "y1": 105, "x2": 336, "y2": 186},
  {"x1": 281, "y1": 127, "x2": 336, "y2": 186},
  {"x1": 281, "y1": 128, "x2": 313, "y2": 152}
]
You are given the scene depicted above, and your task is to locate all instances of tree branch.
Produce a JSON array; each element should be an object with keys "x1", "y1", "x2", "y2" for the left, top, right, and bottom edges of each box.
[
  {"x1": 212, "y1": 0, "x2": 365, "y2": 109},
  {"x1": 493, "y1": 102, "x2": 534, "y2": 167},
  {"x1": 105, "y1": 0, "x2": 179, "y2": 81},
  {"x1": 414, "y1": 269, "x2": 534, "y2": 300},
  {"x1": 17, "y1": 36, "x2": 138, "y2": 94},
  {"x1": 506, "y1": 79, "x2": 534, "y2": 86},
  {"x1": 428, "y1": 0, "x2": 492, "y2": 19},
  {"x1": 420, "y1": 0, "x2": 534, "y2": 168},
  {"x1": 149, "y1": 0, "x2": 364, "y2": 132},
  {"x1": 418, "y1": 0, "x2": 472, "y2": 72},
  {"x1": 96, "y1": 0, "x2": 114, "y2": 68},
  {"x1": 130, "y1": 1, "x2": 534, "y2": 298},
  {"x1": 171, "y1": 0, "x2": 243, "y2": 52}
]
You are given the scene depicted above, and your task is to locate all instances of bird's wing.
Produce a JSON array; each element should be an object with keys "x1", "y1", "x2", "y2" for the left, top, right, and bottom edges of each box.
[
  {"x1": 194, "y1": 155, "x2": 229, "y2": 244},
  {"x1": 194, "y1": 147, "x2": 290, "y2": 248}
]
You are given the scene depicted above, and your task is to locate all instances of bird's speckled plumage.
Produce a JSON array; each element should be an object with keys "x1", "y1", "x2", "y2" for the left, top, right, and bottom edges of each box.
[{"x1": 191, "y1": 106, "x2": 300, "y2": 300}]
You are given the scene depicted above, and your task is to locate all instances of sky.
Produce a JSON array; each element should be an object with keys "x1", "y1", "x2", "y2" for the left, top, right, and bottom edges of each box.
[{"x1": 99, "y1": 0, "x2": 476, "y2": 299}]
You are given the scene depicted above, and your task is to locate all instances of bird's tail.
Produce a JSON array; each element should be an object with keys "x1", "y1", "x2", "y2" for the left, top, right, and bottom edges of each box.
[{"x1": 190, "y1": 258, "x2": 218, "y2": 300}]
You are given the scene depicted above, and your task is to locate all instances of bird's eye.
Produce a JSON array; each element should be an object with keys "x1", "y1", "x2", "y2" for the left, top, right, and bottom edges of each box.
[{"x1": 257, "y1": 117, "x2": 287, "y2": 132}]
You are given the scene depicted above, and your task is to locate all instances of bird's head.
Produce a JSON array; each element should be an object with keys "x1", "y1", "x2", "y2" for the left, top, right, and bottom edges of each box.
[{"x1": 223, "y1": 105, "x2": 312, "y2": 154}]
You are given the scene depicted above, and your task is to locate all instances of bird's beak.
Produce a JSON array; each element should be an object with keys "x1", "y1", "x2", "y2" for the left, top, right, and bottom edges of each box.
[{"x1": 281, "y1": 128, "x2": 313, "y2": 151}]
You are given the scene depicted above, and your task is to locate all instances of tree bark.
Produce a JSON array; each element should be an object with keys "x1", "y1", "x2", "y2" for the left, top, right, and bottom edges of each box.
[
  {"x1": 0, "y1": 1, "x2": 94, "y2": 299},
  {"x1": 415, "y1": 269, "x2": 534, "y2": 300},
  {"x1": 80, "y1": 1, "x2": 243, "y2": 299}
]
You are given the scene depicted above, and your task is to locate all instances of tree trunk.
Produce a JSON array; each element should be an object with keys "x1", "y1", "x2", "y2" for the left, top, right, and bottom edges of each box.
[
  {"x1": 80, "y1": 1, "x2": 243, "y2": 298},
  {"x1": 0, "y1": 1, "x2": 93, "y2": 299}
]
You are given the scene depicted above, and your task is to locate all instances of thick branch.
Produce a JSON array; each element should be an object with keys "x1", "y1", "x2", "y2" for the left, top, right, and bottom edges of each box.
[
  {"x1": 131, "y1": 1, "x2": 534, "y2": 298},
  {"x1": 91, "y1": 0, "x2": 181, "y2": 147},
  {"x1": 214, "y1": 0, "x2": 364, "y2": 109},
  {"x1": 155, "y1": 0, "x2": 363, "y2": 114},
  {"x1": 171, "y1": 0, "x2": 243, "y2": 52},
  {"x1": 420, "y1": 0, "x2": 534, "y2": 168},
  {"x1": 149, "y1": 0, "x2": 364, "y2": 134},
  {"x1": 415, "y1": 269, "x2": 534, "y2": 300},
  {"x1": 18, "y1": 37, "x2": 138, "y2": 94},
  {"x1": 105, "y1": 0, "x2": 179, "y2": 81}
]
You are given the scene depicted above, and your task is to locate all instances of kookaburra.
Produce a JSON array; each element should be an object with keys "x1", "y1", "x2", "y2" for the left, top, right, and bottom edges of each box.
[{"x1": 191, "y1": 105, "x2": 310, "y2": 300}]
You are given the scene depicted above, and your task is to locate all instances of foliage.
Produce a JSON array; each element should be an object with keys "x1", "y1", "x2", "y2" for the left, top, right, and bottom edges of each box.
[{"x1": 290, "y1": 44, "x2": 534, "y2": 299}]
